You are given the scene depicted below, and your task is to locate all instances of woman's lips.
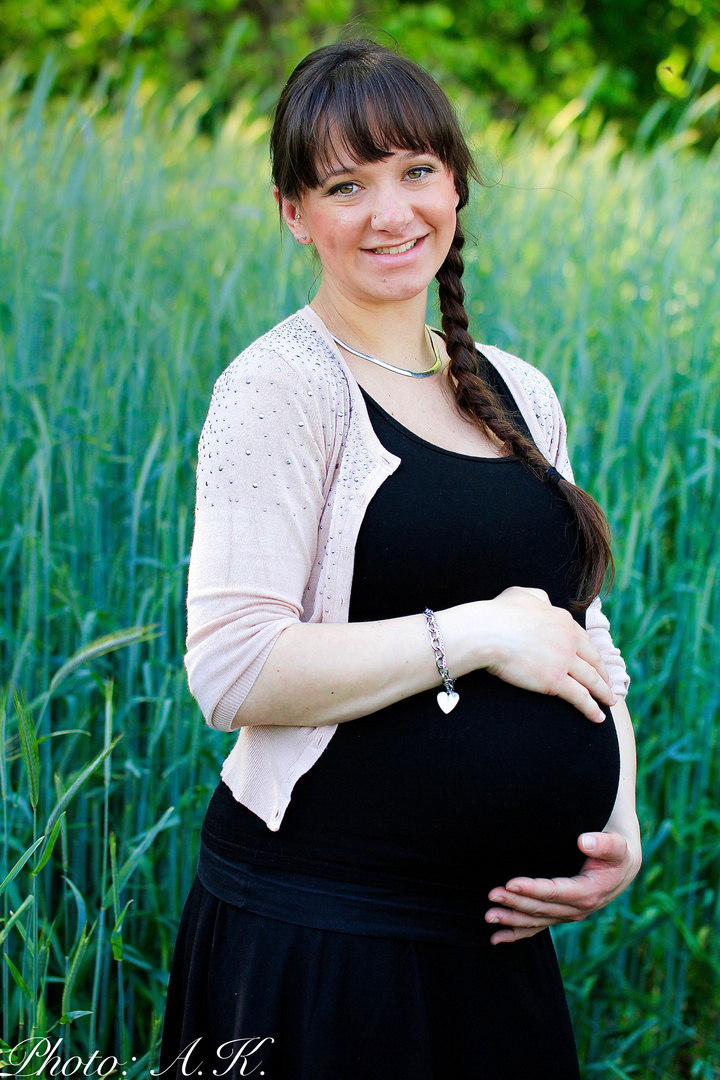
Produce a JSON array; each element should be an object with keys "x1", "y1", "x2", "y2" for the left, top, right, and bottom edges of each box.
[
  {"x1": 372, "y1": 238, "x2": 419, "y2": 255},
  {"x1": 363, "y1": 235, "x2": 427, "y2": 260}
]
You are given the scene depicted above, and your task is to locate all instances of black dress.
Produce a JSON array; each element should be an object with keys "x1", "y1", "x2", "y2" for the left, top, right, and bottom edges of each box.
[{"x1": 160, "y1": 368, "x2": 620, "y2": 1080}]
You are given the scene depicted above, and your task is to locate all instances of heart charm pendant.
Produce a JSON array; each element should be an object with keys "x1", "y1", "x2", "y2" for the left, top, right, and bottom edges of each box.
[{"x1": 437, "y1": 690, "x2": 460, "y2": 714}]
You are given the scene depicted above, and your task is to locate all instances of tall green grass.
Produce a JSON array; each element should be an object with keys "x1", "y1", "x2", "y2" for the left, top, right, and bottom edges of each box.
[{"x1": 1, "y1": 67, "x2": 718, "y2": 1077}]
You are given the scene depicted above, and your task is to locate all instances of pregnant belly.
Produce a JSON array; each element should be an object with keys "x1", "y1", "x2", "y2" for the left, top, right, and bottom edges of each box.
[{"x1": 283, "y1": 669, "x2": 621, "y2": 894}]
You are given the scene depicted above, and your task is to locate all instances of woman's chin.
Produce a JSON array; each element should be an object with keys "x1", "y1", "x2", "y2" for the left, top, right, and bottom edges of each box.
[{"x1": 345, "y1": 275, "x2": 437, "y2": 307}]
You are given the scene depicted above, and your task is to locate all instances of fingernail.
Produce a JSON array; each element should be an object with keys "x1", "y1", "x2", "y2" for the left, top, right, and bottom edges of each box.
[
  {"x1": 488, "y1": 893, "x2": 502, "y2": 902},
  {"x1": 581, "y1": 834, "x2": 596, "y2": 850},
  {"x1": 507, "y1": 885, "x2": 521, "y2": 893},
  {"x1": 487, "y1": 916, "x2": 500, "y2": 924}
]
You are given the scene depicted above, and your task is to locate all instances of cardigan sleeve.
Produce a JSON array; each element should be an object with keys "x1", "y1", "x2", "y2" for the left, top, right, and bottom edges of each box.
[{"x1": 184, "y1": 345, "x2": 331, "y2": 731}]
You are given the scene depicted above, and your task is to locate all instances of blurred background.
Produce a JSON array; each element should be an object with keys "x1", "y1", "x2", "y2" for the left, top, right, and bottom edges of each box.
[
  {"x1": 1, "y1": 0, "x2": 720, "y2": 146},
  {"x1": 1, "y1": 3, "x2": 719, "y2": 1078}
]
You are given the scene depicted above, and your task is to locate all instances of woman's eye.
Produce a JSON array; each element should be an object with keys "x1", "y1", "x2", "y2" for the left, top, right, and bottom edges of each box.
[
  {"x1": 406, "y1": 166, "x2": 433, "y2": 180},
  {"x1": 330, "y1": 182, "x2": 359, "y2": 196}
]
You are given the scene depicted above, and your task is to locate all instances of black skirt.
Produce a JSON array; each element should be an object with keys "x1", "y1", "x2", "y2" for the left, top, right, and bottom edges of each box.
[{"x1": 159, "y1": 873, "x2": 580, "y2": 1079}]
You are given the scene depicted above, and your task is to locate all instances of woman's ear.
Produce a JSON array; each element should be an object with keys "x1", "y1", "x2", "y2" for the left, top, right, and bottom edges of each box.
[{"x1": 277, "y1": 191, "x2": 311, "y2": 244}]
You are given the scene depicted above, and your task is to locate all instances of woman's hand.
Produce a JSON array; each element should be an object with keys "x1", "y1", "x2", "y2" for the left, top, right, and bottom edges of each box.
[
  {"x1": 446, "y1": 587, "x2": 616, "y2": 724},
  {"x1": 484, "y1": 828, "x2": 642, "y2": 944}
]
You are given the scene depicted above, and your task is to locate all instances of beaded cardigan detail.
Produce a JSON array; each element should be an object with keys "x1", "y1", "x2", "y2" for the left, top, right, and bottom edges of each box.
[{"x1": 185, "y1": 305, "x2": 629, "y2": 831}]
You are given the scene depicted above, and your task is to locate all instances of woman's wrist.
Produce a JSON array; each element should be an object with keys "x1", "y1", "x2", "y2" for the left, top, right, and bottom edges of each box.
[{"x1": 433, "y1": 600, "x2": 498, "y2": 678}]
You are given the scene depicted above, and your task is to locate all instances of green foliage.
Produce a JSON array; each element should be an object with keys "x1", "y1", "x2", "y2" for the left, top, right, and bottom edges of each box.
[
  {"x1": 0, "y1": 1, "x2": 719, "y2": 146},
  {"x1": 0, "y1": 80, "x2": 719, "y2": 1074}
]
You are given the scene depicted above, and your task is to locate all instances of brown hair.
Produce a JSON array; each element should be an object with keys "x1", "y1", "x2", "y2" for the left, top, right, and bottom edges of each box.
[{"x1": 271, "y1": 39, "x2": 613, "y2": 609}]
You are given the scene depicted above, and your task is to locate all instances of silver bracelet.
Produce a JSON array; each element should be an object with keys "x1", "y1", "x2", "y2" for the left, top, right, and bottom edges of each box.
[{"x1": 423, "y1": 608, "x2": 460, "y2": 713}]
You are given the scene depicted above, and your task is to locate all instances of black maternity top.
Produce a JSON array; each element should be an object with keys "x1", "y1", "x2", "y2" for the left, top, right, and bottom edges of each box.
[{"x1": 161, "y1": 360, "x2": 621, "y2": 1080}]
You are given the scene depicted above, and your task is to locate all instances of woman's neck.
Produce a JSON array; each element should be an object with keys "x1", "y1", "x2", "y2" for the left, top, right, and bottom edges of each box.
[{"x1": 310, "y1": 289, "x2": 434, "y2": 373}]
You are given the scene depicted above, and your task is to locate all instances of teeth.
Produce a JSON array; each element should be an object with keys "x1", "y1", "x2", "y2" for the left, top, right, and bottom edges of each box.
[{"x1": 372, "y1": 239, "x2": 418, "y2": 255}]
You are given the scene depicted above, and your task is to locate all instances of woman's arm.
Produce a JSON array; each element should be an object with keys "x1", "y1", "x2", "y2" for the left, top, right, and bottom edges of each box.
[
  {"x1": 483, "y1": 695, "x2": 641, "y2": 944},
  {"x1": 234, "y1": 587, "x2": 616, "y2": 728}
]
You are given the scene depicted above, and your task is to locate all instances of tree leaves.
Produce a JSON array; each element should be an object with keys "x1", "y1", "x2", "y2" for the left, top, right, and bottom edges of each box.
[{"x1": 0, "y1": 0, "x2": 718, "y2": 145}]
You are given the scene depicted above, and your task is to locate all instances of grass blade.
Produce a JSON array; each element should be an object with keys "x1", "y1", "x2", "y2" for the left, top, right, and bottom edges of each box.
[
  {"x1": 43, "y1": 626, "x2": 158, "y2": 702},
  {"x1": 0, "y1": 838, "x2": 45, "y2": 897},
  {"x1": 15, "y1": 695, "x2": 40, "y2": 810},
  {"x1": 43, "y1": 735, "x2": 123, "y2": 840},
  {"x1": 0, "y1": 897, "x2": 33, "y2": 948}
]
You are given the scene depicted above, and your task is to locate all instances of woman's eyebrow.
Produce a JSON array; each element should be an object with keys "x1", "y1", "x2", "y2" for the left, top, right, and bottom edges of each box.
[
  {"x1": 319, "y1": 162, "x2": 357, "y2": 182},
  {"x1": 320, "y1": 150, "x2": 433, "y2": 183}
]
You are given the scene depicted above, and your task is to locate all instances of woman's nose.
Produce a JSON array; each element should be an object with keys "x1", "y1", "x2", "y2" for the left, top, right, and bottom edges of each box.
[{"x1": 370, "y1": 190, "x2": 413, "y2": 232}]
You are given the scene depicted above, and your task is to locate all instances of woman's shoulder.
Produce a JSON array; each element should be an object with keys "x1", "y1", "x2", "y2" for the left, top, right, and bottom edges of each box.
[
  {"x1": 200, "y1": 309, "x2": 352, "y2": 454},
  {"x1": 478, "y1": 342, "x2": 561, "y2": 411},
  {"x1": 477, "y1": 341, "x2": 568, "y2": 468},
  {"x1": 218, "y1": 308, "x2": 344, "y2": 389}
]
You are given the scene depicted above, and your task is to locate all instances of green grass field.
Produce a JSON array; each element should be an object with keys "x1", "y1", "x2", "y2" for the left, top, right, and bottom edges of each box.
[{"x1": 1, "y1": 68, "x2": 719, "y2": 1077}]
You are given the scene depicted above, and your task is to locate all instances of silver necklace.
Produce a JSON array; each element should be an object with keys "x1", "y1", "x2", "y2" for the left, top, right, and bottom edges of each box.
[{"x1": 331, "y1": 326, "x2": 443, "y2": 378}]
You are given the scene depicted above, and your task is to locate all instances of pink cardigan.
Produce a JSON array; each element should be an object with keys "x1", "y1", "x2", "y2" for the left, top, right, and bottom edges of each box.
[{"x1": 185, "y1": 306, "x2": 629, "y2": 831}]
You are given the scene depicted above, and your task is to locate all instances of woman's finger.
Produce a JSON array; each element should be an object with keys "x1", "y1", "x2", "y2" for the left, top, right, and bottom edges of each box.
[
  {"x1": 566, "y1": 655, "x2": 615, "y2": 707},
  {"x1": 565, "y1": 656, "x2": 617, "y2": 717},
  {"x1": 485, "y1": 895, "x2": 586, "y2": 921},
  {"x1": 486, "y1": 907, "x2": 557, "y2": 929},
  {"x1": 556, "y1": 674, "x2": 607, "y2": 723},
  {"x1": 489, "y1": 925, "x2": 550, "y2": 945},
  {"x1": 519, "y1": 587, "x2": 552, "y2": 604},
  {"x1": 574, "y1": 634, "x2": 610, "y2": 687}
]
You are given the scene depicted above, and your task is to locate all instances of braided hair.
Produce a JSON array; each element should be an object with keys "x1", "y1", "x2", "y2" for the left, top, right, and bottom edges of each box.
[
  {"x1": 436, "y1": 216, "x2": 613, "y2": 608},
  {"x1": 271, "y1": 39, "x2": 613, "y2": 609}
]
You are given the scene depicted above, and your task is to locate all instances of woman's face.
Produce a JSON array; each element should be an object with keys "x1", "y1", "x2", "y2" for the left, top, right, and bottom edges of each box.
[{"x1": 279, "y1": 147, "x2": 459, "y2": 309}]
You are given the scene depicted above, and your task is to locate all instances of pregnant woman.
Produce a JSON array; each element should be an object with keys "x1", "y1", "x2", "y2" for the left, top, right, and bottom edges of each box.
[{"x1": 160, "y1": 38, "x2": 641, "y2": 1079}]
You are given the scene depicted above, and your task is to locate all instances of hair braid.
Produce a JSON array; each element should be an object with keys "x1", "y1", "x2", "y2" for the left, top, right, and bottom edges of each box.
[{"x1": 436, "y1": 227, "x2": 614, "y2": 610}]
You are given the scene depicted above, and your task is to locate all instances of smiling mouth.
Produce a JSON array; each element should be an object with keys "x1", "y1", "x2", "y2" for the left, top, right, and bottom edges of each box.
[{"x1": 371, "y1": 238, "x2": 419, "y2": 255}]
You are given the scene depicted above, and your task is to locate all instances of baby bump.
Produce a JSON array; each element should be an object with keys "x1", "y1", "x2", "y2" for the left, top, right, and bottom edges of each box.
[{"x1": 286, "y1": 669, "x2": 621, "y2": 894}]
